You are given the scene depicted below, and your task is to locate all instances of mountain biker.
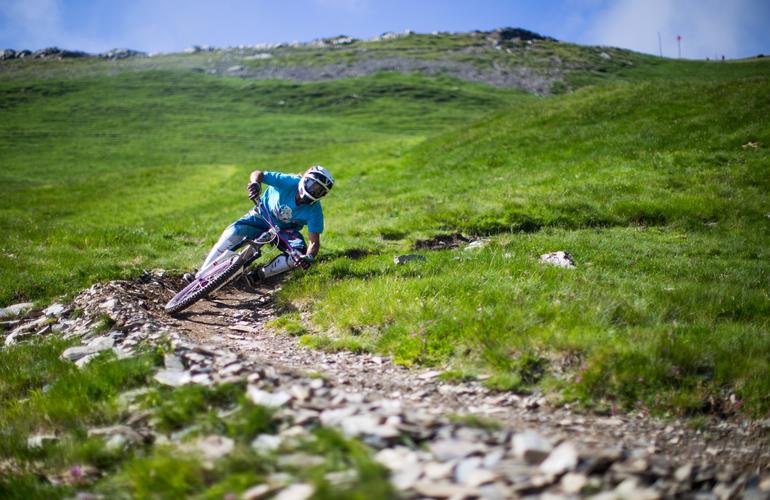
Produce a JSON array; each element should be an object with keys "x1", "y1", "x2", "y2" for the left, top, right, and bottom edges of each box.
[{"x1": 185, "y1": 165, "x2": 334, "y2": 283}]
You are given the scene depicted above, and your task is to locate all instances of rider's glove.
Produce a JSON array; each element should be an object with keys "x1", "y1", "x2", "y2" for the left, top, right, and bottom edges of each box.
[
  {"x1": 247, "y1": 182, "x2": 261, "y2": 199},
  {"x1": 296, "y1": 254, "x2": 314, "y2": 269}
]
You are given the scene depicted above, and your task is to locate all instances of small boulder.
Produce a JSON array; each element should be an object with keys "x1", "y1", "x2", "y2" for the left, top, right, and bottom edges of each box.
[
  {"x1": 393, "y1": 254, "x2": 426, "y2": 265},
  {"x1": 674, "y1": 462, "x2": 694, "y2": 483},
  {"x1": 464, "y1": 468, "x2": 498, "y2": 487},
  {"x1": 61, "y1": 336, "x2": 115, "y2": 362},
  {"x1": 27, "y1": 434, "x2": 58, "y2": 448},
  {"x1": 273, "y1": 483, "x2": 314, "y2": 500},
  {"x1": 154, "y1": 369, "x2": 192, "y2": 386},
  {"x1": 100, "y1": 48, "x2": 146, "y2": 60},
  {"x1": 164, "y1": 353, "x2": 185, "y2": 371},
  {"x1": 424, "y1": 460, "x2": 455, "y2": 480},
  {"x1": 251, "y1": 433, "x2": 282, "y2": 452},
  {"x1": 429, "y1": 438, "x2": 487, "y2": 461},
  {"x1": 179, "y1": 434, "x2": 236, "y2": 468},
  {"x1": 540, "y1": 441, "x2": 578, "y2": 475},
  {"x1": 392, "y1": 464, "x2": 422, "y2": 490},
  {"x1": 539, "y1": 251, "x2": 576, "y2": 269},
  {"x1": 276, "y1": 453, "x2": 325, "y2": 468},
  {"x1": 455, "y1": 456, "x2": 482, "y2": 483},
  {"x1": 561, "y1": 472, "x2": 588, "y2": 494},
  {"x1": 375, "y1": 446, "x2": 420, "y2": 471},
  {"x1": 247, "y1": 385, "x2": 292, "y2": 407},
  {"x1": 43, "y1": 303, "x2": 66, "y2": 317},
  {"x1": 340, "y1": 414, "x2": 399, "y2": 439},
  {"x1": 413, "y1": 481, "x2": 478, "y2": 498},
  {"x1": 464, "y1": 240, "x2": 488, "y2": 251},
  {"x1": 512, "y1": 431, "x2": 552, "y2": 464},
  {"x1": 0, "y1": 302, "x2": 34, "y2": 318},
  {"x1": 88, "y1": 425, "x2": 144, "y2": 451},
  {"x1": 242, "y1": 484, "x2": 274, "y2": 500}
]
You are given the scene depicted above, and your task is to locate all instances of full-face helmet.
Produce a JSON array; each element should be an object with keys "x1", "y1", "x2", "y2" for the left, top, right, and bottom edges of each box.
[{"x1": 299, "y1": 165, "x2": 334, "y2": 204}]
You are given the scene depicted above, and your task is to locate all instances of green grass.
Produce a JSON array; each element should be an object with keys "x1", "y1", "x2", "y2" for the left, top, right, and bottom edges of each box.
[
  {"x1": 0, "y1": 337, "x2": 393, "y2": 498},
  {"x1": 0, "y1": 338, "x2": 159, "y2": 498},
  {"x1": 448, "y1": 413, "x2": 503, "y2": 430},
  {"x1": 280, "y1": 75, "x2": 770, "y2": 415},
  {"x1": 1, "y1": 46, "x2": 769, "y2": 418},
  {"x1": 268, "y1": 312, "x2": 310, "y2": 336},
  {"x1": 0, "y1": 340, "x2": 159, "y2": 458},
  {"x1": 0, "y1": 70, "x2": 524, "y2": 304}
]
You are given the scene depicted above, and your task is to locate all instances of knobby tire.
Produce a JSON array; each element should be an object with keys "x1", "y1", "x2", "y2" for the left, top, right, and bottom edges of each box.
[{"x1": 164, "y1": 258, "x2": 244, "y2": 315}]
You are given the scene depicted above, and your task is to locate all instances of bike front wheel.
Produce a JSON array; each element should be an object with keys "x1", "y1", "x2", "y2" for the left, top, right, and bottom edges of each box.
[{"x1": 164, "y1": 249, "x2": 250, "y2": 315}]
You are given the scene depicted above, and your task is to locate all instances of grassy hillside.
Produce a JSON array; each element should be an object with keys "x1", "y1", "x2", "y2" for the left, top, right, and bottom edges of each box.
[
  {"x1": 1, "y1": 36, "x2": 769, "y2": 416},
  {"x1": 0, "y1": 70, "x2": 525, "y2": 303},
  {"x1": 284, "y1": 76, "x2": 770, "y2": 415},
  {"x1": 4, "y1": 30, "x2": 759, "y2": 93}
]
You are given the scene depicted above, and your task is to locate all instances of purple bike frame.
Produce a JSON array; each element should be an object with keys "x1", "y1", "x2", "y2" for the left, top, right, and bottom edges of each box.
[{"x1": 250, "y1": 196, "x2": 303, "y2": 264}]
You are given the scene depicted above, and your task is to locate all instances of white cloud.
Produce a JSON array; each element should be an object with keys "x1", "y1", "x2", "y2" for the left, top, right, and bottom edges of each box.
[{"x1": 585, "y1": 0, "x2": 756, "y2": 59}]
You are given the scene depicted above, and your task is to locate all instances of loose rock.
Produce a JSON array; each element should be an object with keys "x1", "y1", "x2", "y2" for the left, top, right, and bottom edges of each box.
[
  {"x1": 464, "y1": 239, "x2": 488, "y2": 251},
  {"x1": 61, "y1": 336, "x2": 115, "y2": 362},
  {"x1": 164, "y1": 354, "x2": 185, "y2": 371},
  {"x1": 393, "y1": 254, "x2": 426, "y2": 265},
  {"x1": 273, "y1": 483, "x2": 314, "y2": 500},
  {"x1": 20, "y1": 269, "x2": 768, "y2": 498},
  {"x1": 430, "y1": 438, "x2": 486, "y2": 461},
  {"x1": 154, "y1": 369, "x2": 192, "y2": 386},
  {"x1": 27, "y1": 434, "x2": 58, "y2": 448},
  {"x1": 241, "y1": 483, "x2": 273, "y2": 500},
  {"x1": 413, "y1": 480, "x2": 477, "y2": 498},
  {"x1": 560, "y1": 472, "x2": 588, "y2": 494},
  {"x1": 43, "y1": 303, "x2": 66, "y2": 317},
  {"x1": 512, "y1": 431, "x2": 552, "y2": 464},
  {"x1": 540, "y1": 441, "x2": 578, "y2": 475},
  {"x1": 187, "y1": 435, "x2": 235, "y2": 464},
  {"x1": 0, "y1": 302, "x2": 34, "y2": 318},
  {"x1": 464, "y1": 467, "x2": 498, "y2": 487},
  {"x1": 247, "y1": 386, "x2": 292, "y2": 407},
  {"x1": 539, "y1": 251, "x2": 576, "y2": 269}
]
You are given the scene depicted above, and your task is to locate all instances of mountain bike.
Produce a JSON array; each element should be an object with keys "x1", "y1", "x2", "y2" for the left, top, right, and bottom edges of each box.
[{"x1": 164, "y1": 198, "x2": 303, "y2": 315}]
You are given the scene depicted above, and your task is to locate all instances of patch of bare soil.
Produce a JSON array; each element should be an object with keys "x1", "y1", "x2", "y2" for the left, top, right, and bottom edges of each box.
[
  {"x1": 413, "y1": 233, "x2": 472, "y2": 250},
  {"x1": 224, "y1": 57, "x2": 563, "y2": 95}
]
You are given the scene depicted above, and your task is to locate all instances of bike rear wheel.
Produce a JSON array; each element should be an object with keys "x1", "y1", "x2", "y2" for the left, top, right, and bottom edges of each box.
[{"x1": 165, "y1": 249, "x2": 250, "y2": 315}]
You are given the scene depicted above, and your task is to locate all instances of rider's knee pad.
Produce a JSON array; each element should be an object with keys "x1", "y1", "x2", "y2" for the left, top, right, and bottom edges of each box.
[{"x1": 261, "y1": 254, "x2": 293, "y2": 278}]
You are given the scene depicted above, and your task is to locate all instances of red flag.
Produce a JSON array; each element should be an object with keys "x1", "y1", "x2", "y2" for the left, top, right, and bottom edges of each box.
[{"x1": 677, "y1": 35, "x2": 682, "y2": 41}]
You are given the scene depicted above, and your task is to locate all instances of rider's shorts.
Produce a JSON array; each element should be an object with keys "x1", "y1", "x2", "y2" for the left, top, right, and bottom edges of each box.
[{"x1": 231, "y1": 212, "x2": 307, "y2": 254}]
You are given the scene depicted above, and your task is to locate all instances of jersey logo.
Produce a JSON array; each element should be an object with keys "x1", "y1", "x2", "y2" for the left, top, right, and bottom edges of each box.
[{"x1": 275, "y1": 205, "x2": 293, "y2": 222}]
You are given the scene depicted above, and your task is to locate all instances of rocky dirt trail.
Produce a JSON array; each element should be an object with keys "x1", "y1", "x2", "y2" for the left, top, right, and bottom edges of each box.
[{"x1": 5, "y1": 270, "x2": 770, "y2": 498}]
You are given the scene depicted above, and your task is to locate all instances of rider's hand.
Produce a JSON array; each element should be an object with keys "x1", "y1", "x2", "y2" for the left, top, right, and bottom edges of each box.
[
  {"x1": 296, "y1": 254, "x2": 314, "y2": 269},
  {"x1": 247, "y1": 182, "x2": 261, "y2": 199}
]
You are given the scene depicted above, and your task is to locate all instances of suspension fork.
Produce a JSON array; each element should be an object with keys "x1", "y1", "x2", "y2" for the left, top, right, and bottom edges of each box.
[{"x1": 236, "y1": 235, "x2": 271, "y2": 267}]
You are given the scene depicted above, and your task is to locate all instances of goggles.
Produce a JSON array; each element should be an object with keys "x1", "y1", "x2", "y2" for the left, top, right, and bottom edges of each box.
[{"x1": 304, "y1": 176, "x2": 330, "y2": 198}]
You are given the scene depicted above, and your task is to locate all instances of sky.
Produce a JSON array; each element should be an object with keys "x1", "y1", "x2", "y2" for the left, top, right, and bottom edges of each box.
[{"x1": 1, "y1": 0, "x2": 769, "y2": 60}]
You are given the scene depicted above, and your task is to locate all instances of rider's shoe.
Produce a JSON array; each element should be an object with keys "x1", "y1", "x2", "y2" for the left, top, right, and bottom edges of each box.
[
  {"x1": 242, "y1": 267, "x2": 264, "y2": 290},
  {"x1": 182, "y1": 271, "x2": 197, "y2": 283},
  {"x1": 247, "y1": 267, "x2": 265, "y2": 282}
]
